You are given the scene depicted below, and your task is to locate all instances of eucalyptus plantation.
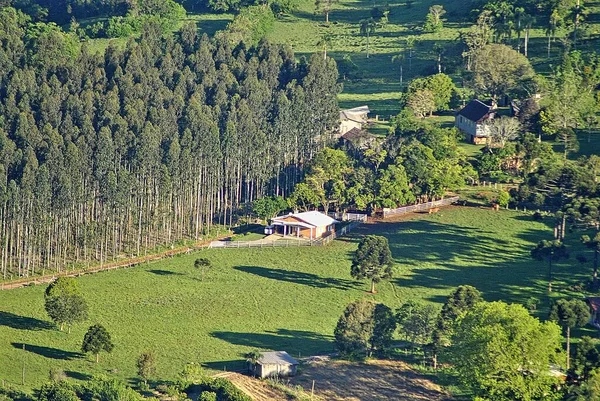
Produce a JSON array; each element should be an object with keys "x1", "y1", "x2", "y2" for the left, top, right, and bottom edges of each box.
[{"x1": 0, "y1": 8, "x2": 340, "y2": 279}]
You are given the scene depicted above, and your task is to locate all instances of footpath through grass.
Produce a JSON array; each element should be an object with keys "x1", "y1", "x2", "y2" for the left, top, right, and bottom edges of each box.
[{"x1": 0, "y1": 207, "x2": 592, "y2": 390}]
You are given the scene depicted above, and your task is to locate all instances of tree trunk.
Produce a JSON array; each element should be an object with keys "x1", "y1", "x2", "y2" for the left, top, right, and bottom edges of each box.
[
  {"x1": 400, "y1": 65, "x2": 403, "y2": 87},
  {"x1": 96, "y1": 353, "x2": 99, "y2": 363},
  {"x1": 370, "y1": 279, "x2": 376, "y2": 293},
  {"x1": 548, "y1": 258, "x2": 553, "y2": 292},
  {"x1": 325, "y1": 11, "x2": 329, "y2": 24},
  {"x1": 566, "y1": 326, "x2": 571, "y2": 370}
]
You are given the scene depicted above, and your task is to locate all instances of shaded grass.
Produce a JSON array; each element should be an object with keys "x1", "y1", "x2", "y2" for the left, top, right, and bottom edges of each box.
[{"x1": 0, "y1": 206, "x2": 593, "y2": 390}]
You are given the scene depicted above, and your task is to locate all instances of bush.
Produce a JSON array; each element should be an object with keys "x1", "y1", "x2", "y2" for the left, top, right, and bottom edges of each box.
[{"x1": 187, "y1": 378, "x2": 252, "y2": 401}]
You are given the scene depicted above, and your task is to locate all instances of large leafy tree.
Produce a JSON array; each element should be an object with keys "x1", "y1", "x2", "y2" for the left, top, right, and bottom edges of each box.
[
  {"x1": 136, "y1": 351, "x2": 156, "y2": 385},
  {"x1": 334, "y1": 299, "x2": 396, "y2": 357},
  {"x1": 449, "y1": 301, "x2": 563, "y2": 401},
  {"x1": 550, "y1": 299, "x2": 590, "y2": 370},
  {"x1": 252, "y1": 196, "x2": 287, "y2": 223},
  {"x1": 44, "y1": 277, "x2": 88, "y2": 332},
  {"x1": 470, "y1": 44, "x2": 534, "y2": 101},
  {"x1": 82, "y1": 324, "x2": 115, "y2": 363},
  {"x1": 351, "y1": 235, "x2": 394, "y2": 293},
  {"x1": 395, "y1": 301, "x2": 438, "y2": 344}
]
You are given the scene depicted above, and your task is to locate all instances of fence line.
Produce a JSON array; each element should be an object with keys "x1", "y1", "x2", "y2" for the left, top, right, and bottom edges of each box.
[
  {"x1": 207, "y1": 221, "x2": 363, "y2": 249},
  {"x1": 382, "y1": 196, "x2": 460, "y2": 218}
]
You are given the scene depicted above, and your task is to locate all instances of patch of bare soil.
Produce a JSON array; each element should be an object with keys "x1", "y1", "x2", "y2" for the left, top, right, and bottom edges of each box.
[
  {"x1": 213, "y1": 372, "x2": 289, "y2": 401},
  {"x1": 291, "y1": 359, "x2": 452, "y2": 401}
]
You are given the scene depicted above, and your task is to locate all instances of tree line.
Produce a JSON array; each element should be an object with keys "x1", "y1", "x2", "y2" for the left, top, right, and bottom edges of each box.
[{"x1": 0, "y1": 7, "x2": 340, "y2": 279}]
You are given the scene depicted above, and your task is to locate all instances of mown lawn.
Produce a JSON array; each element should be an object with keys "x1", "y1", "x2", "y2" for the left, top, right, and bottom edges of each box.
[{"x1": 0, "y1": 206, "x2": 593, "y2": 391}]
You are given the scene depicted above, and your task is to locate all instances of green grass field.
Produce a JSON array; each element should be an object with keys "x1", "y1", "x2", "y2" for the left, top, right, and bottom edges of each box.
[{"x1": 0, "y1": 206, "x2": 594, "y2": 391}]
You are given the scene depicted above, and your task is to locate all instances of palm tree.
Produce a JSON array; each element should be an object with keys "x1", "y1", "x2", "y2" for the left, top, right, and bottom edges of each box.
[
  {"x1": 546, "y1": 9, "x2": 560, "y2": 58},
  {"x1": 317, "y1": 32, "x2": 333, "y2": 60},
  {"x1": 391, "y1": 53, "x2": 404, "y2": 87},
  {"x1": 405, "y1": 36, "x2": 416, "y2": 71},
  {"x1": 522, "y1": 13, "x2": 535, "y2": 57},
  {"x1": 360, "y1": 18, "x2": 377, "y2": 58}
]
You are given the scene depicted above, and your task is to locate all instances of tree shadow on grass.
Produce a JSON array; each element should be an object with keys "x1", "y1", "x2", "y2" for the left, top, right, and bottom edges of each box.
[
  {"x1": 233, "y1": 265, "x2": 360, "y2": 290},
  {"x1": 147, "y1": 269, "x2": 183, "y2": 276},
  {"x1": 211, "y1": 329, "x2": 334, "y2": 358},
  {"x1": 0, "y1": 311, "x2": 53, "y2": 331},
  {"x1": 12, "y1": 343, "x2": 82, "y2": 360},
  {"x1": 65, "y1": 370, "x2": 92, "y2": 381}
]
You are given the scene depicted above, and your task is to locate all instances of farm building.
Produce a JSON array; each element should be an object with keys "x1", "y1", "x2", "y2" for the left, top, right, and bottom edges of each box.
[
  {"x1": 251, "y1": 351, "x2": 299, "y2": 378},
  {"x1": 455, "y1": 99, "x2": 496, "y2": 144},
  {"x1": 339, "y1": 105, "x2": 370, "y2": 136},
  {"x1": 340, "y1": 127, "x2": 375, "y2": 150},
  {"x1": 271, "y1": 211, "x2": 337, "y2": 239},
  {"x1": 587, "y1": 297, "x2": 600, "y2": 328}
]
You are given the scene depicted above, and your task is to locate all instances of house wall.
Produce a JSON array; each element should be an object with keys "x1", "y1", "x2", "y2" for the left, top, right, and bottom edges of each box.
[
  {"x1": 276, "y1": 216, "x2": 334, "y2": 239},
  {"x1": 258, "y1": 363, "x2": 297, "y2": 378},
  {"x1": 455, "y1": 115, "x2": 476, "y2": 139},
  {"x1": 339, "y1": 119, "x2": 362, "y2": 135}
]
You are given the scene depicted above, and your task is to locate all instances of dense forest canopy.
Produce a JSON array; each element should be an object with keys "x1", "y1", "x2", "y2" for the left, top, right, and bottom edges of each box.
[{"x1": 0, "y1": 7, "x2": 339, "y2": 279}]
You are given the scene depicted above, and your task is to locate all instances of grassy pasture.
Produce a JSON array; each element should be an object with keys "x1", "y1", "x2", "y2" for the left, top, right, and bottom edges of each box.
[{"x1": 0, "y1": 206, "x2": 593, "y2": 391}]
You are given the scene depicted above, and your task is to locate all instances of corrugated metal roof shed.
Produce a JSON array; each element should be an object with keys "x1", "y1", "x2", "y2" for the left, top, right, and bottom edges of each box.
[{"x1": 257, "y1": 351, "x2": 299, "y2": 366}]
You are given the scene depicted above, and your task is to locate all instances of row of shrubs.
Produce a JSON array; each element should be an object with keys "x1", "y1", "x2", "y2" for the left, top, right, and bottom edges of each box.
[{"x1": 186, "y1": 378, "x2": 252, "y2": 401}]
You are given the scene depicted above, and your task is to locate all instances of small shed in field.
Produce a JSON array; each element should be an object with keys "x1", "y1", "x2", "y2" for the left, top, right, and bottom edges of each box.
[
  {"x1": 252, "y1": 351, "x2": 299, "y2": 378},
  {"x1": 271, "y1": 211, "x2": 337, "y2": 239}
]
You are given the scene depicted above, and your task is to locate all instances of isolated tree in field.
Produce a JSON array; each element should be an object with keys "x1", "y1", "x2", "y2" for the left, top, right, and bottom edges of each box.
[
  {"x1": 407, "y1": 73, "x2": 456, "y2": 112},
  {"x1": 317, "y1": 32, "x2": 333, "y2": 60},
  {"x1": 407, "y1": 89, "x2": 436, "y2": 119},
  {"x1": 531, "y1": 239, "x2": 569, "y2": 292},
  {"x1": 485, "y1": 116, "x2": 521, "y2": 147},
  {"x1": 194, "y1": 258, "x2": 212, "y2": 281},
  {"x1": 391, "y1": 53, "x2": 404, "y2": 86},
  {"x1": 471, "y1": 44, "x2": 534, "y2": 101},
  {"x1": 550, "y1": 299, "x2": 590, "y2": 370},
  {"x1": 522, "y1": 13, "x2": 535, "y2": 57},
  {"x1": 137, "y1": 351, "x2": 156, "y2": 385},
  {"x1": 571, "y1": 336, "x2": 600, "y2": 379},
  {"x1": 44, "y1": 277, "x2": 88, "y2": 332},
  {"x1": 314, "y1": 0, "x2": 338, "y2": 23},
  {"x1": 437, "y1": 285, "x2": 482, "y2": 336},
  {"x1": 359, "y1": 18, "x2": 377, "y2": 59},
  {"x1": 252, "y1": 196, "x2": 287, "y2": 223},
  {"x1": 395, "y1": 301, "x2": 438, "y2": 344},
  {"x1": 405, "y1": 36, "x2": 416, "y2": 71},
  {"x1": 424, "y1": 5, "x2": 446, "y2": 32},
  {"x1": 82, "y1": 324, "x2": 114, "y2": 363},
  {"x1": 351, "y1": 235, "x2": 394, "y2": 293},
  {"x1": 334, "y1": 300, "x2": 396, "y2": 357},
  {"x1": 582, "y1": 232, "x2": 600, "y2": 285},
  {"x1": 546, "y1": 9, "x2": 561, "y2": 58},
  {"x1": 449, "y1": 301, "x2": 562, "y2": 401}
]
